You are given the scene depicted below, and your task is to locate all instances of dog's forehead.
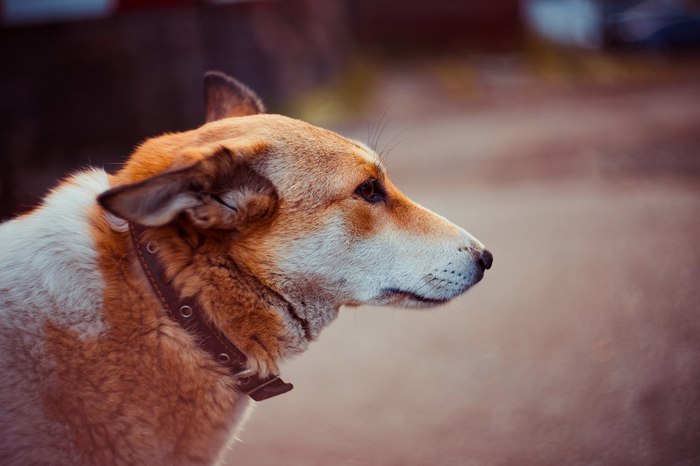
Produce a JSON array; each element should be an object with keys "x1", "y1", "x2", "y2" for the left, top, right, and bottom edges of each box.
[
  {"x1": 195, "y1": 114, "x2": 384, "y2": 204},
  {"x1": 204, "y1": 114, "x2": 379, "y2": 165},
  {"x1": 253, "y1": 116, "x2": 381, "y2": 172},
  {"x1": 274, "y1": 135, "x2": 382, "y2": 176},
  {"x1": 241, "y1": 116, "x2": 384, "y2": 205},
  {"x1": 268, "y1": 116, "x2": 378, "y2": 165}
]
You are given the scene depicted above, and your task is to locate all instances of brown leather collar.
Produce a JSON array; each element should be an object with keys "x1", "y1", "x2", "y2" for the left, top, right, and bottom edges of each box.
[{"x1": 129, "y1": 222, "x2": 293, "y2": 402}]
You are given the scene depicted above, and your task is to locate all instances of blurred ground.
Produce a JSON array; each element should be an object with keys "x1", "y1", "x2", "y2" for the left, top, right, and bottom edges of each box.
[{"x1": 231, "y1": 69, "x2": 700, "y2": 465}]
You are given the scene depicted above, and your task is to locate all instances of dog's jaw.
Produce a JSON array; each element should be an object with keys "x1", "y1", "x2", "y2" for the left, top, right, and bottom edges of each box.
[{"x1": 224, "y1": 267, "x2": 342, "y2": 358}]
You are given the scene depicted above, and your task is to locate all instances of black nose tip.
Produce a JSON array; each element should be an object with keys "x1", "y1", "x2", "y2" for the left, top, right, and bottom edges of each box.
[{"x1": 479, "y1": 249, "x2": 493, "y2": 270}]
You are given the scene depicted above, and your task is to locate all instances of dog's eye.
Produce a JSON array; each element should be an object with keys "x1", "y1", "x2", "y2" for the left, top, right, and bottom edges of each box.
[{"x1": 354, "y1": 178, "x2": 385, "y2": 203}]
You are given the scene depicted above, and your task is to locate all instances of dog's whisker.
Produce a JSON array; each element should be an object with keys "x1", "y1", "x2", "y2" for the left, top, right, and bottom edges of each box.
[
  {"x1": 407, "y1": 276, "x2": 440, "y2": 299},
  {"x1": 368, "y1": 100, "x2": 397, "y2": 156},
  {"x1": 378, "y1": 124, "x2": 417, "y2": 162},
  {"x1": 370, "y1": 105, "x2": 390, "y2": 150}
]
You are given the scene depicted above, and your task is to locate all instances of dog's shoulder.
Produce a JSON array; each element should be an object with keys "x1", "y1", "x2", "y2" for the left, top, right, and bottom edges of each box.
[
  {"x1": 0, "y1": 168, "x2": 111, "y2": 335},
  {"x1": 0, "y1": 168, "x2": 115, "y2": 465}
]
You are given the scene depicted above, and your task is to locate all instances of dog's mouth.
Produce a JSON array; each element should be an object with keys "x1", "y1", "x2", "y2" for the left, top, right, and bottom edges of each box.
[{"x1": 378, "y1": 288, "x2": 453, "y2": 308}]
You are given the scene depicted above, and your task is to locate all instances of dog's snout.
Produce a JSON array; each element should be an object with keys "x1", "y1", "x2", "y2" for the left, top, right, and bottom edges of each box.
[{"x1": 479, "y1": 249, "x2": 493, "y2": 270}]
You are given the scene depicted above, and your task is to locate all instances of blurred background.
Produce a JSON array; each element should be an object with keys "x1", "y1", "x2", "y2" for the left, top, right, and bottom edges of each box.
[{"x1": 1, "y1": 0, "x2": 699, "y2": 464}]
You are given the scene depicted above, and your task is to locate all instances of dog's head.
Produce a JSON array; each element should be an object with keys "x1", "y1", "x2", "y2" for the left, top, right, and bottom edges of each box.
[{"x1": 99, "y1": 71, "x2": 492, "y2": 337}]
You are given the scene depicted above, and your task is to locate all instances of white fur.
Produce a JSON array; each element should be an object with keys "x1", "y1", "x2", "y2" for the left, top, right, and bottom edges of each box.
[
  {"x1": 0, "y1": 169, "x2": 109, "y2": 336},
  {"x1": 276, "y1": 199, "x2": 485, "y2": 310},
  {"x1": 0, "y1": 169, "x2": 109, "y2": 464}
]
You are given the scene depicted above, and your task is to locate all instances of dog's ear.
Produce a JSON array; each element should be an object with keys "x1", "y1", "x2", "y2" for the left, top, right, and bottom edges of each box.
[
  {"x1": 204, "y1": 71, "x2": 265, "y2": 122},
  {"x1": 98, "y1": 147, "x2": 277, "y2": 230}
]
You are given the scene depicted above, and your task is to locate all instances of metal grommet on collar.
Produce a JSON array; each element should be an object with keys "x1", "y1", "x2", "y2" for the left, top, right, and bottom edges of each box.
[
  {"x1": 233, "y1": 368, "x2": 255, "y2": 385},
  {"x1": 146, "y1": 241, "x2": 158, "y2": 254},
  {"x1": 217, "y1": 353, "x2": 231, "y2": 364},
  {"x1": 179, "y1": 305, "x2": 193, "y2": 318},
  {"x1": 234, "y1": 368, "x2": 254, "y2": 385},
  {"x1": 234, "y1": 368, "x2": 254, "y2": 378}
]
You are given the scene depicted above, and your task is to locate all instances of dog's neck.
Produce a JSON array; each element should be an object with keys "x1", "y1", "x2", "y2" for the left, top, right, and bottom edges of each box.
[
  {"x1": 129, "y1": 223, "x2": 296, "y2": 401},
  {"x1": 131, "y1": 223, "x2": 320, "y2": 376}
]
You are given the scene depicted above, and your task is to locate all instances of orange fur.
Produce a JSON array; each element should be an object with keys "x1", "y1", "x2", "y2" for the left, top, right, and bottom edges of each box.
[{"x1": 42, "y1": 209, "x2": 239, "y2": 465}]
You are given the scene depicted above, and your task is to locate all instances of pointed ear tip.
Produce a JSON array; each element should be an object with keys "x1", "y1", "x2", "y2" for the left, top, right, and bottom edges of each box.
[
  {"x1": 203, "y1": 71, "x2": 246, "y2": 91},
  {"x1": 203, "y1": 70, "x2": 230, "y2": 84},
  {"x1": 203, "y1": 72, "x2": 266, "y2": 120},
  {"x1": 203, "y1": 71, "x2": 256, "y2": 96}
]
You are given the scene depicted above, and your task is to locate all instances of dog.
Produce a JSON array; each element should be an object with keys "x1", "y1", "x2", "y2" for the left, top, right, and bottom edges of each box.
[{"x1": 0, "y1": 71, "x2": 492, "y2": 465}]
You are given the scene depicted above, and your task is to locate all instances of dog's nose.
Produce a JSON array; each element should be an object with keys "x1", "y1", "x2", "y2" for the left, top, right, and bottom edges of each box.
[{"x1": 479, "y1": 249, "x2": 493, "y2": 270}]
